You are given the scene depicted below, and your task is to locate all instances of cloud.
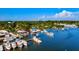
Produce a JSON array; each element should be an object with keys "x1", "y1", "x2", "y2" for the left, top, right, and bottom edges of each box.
[
  {"x1": 37, "y1": 10, "x2": 79, "y2": 20},
  {"x1": 54, "y1": 10, "x2": 72, "y2": 18},
  {"x1": 52, "y1": 10, "x2": 79, "y2": 20}
]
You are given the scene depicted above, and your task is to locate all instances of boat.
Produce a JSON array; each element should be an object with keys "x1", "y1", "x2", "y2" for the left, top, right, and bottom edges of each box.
[
  {"x1": 0, "y1": 30, "x2": 8, "y2": 35},
  {"x1": 30, "y1": 27, "x2": 41, "y2": 35},
  {"x1": 10, "y1": 42, "x2": 16, "y2": 49},
  {"x1": 32, "y1": 36, "x2": 42, "y2": 44},
  {"x1": 0, "y1": 34, "x2": 5, "y2": 41},
  {"x1": 22, "y1": 40, "x2": 27, "y2": 47},
  {"x1": 16, "y1": 40, "x2": 23, "y2": 48},
  {"x1": 9, "y1": 32, "x2": 16, "y2": 39},
  {"x1": 36, "y1": 33, "x2": 39, "y2": 36},
  {"x1": 47, "y1": 32, "x2": 54, "y2": 37},
  {"x1": 0, "y1": 45, "x2": 3, "y2": 51},
  {"x1": 0, "y1": 33, "x2": 5, "y2": 51},
  {"x1": 41, "y1": 31, "x2": 43, "y2": 33},
  {"x1": 46, "y1": 32, "x2": 54, "y2": 37},
  {"x1": 61, "y1": 28, "x2": 65, "y2": 30},
  {"x1": 3, "y1": 42, "x2": 11, "y2": 51},
  {"x1": 17, "y1": 30, "x2": 29, "y2": 37},
  {"x1": 43, "y1": 29, "x2": 48, "y2": 33},
  {"x1": 43, "y1": 29, "x2": 54, "y2": 37}
]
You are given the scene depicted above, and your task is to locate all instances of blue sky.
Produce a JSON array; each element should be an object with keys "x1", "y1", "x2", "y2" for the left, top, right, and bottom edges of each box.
[{"x1": 0, "y1": 8, "x2": 79, "y2": 21}]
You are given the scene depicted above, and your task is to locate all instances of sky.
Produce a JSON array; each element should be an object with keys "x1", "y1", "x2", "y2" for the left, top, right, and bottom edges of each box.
[{"x1": 0, "y1": 8, "x2": 79, "y2": 21}]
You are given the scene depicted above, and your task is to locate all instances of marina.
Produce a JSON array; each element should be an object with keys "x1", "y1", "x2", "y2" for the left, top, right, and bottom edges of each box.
[
  {"x1": 0, "y1": 8, "x2": 79, "y2": 51},
  {"x1": 0, "y1": 27, "x2": 79, "y2": 51}
]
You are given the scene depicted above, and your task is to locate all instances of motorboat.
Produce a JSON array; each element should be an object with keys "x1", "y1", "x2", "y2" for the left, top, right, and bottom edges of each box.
[
  {"x1": 43, "y1": 29, "x2": 54, "y2": 37},
  {"x1": 10, "y1": 42, "x2": 16, "y2": 49},
  {"x1": 0, "y1": 45, "x2": 3, "y2": 51},
  {"x1": 22, "y1": 40, "x2": 27, "y2": 47},
  {"x1": 32, "y1": 36, "x2": 42, "y2": 44},
  {"x1": 61, "y1": 28, "x2": 65, "y2": 30},
  {"x1": 3, "y1": 42, "x2": 11, "y2": 51},
  {"x1": 17, "y1": 30, "x2": 29, "y2": 37},
  {"x1": 16, "y1": 40, "x2": 23, "y2": 48}
]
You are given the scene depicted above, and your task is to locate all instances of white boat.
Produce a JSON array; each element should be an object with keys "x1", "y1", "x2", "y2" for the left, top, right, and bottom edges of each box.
[
  {"x1": 16, "y1": 40, "x2": 23, "y2": 48},
  {"x1": 32, "y1": 36, "x2": 42, "y2": 44},
  {"x1": 41, "y1": 31, "x2": 43, "y2": 33},
  {"x1": 43, "y1": 29, "x2": 48, "y2": 33},
  {"x1": 11, "y1": 42, "x2": 16, "y2": 49},
  {"x1": 3, "y1": 43, "x2": 11, "y2": 50},
  {"x1": 30, "y1": 28, "x2": 41, "y2": 35},
  {"x1": 22, "y1": 40, "x2": 27, "y2": 47},
  {"x1": 36, "y1": 29, "x2": 41, "y2": 32},
  {"x1": 0, "y1": 30, "x2": 8, "y2": 34},
  {"x1": 5, "y1": 34, "x2": 11, "y2": 42},
  {"x1": 64, "y1": 24, "x2": 78, "y2": 28},
  {"x1": 36, "y1": 33, "x2": 39, "y2": 36},
  {"x1": 9, "y1": 33, "x2": 16, "y2": 39},
  {"x1": 0, "y1": 45, "x2": 3, "y2": 51},
  {"x1": 61, "y1": 28, "x2": 65, "y2": 30},
  {"x1": 48, "y1": 32, "x2": 54, "y2": 37},
  {"x1": 17, "y1": 30, "x2": 29, "y2": 37},
  {"x1": 43, "y1": 30, "x2": 54, "y2": 37}
]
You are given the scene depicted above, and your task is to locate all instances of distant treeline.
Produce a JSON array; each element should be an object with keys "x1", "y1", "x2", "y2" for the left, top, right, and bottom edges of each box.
[{"x1": 0, "y1": 21, "x2": 79, "y2": 32}]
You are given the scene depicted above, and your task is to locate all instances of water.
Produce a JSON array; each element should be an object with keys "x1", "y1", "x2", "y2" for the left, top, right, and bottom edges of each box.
[{"x1": 23, "y1": 28, "x2": 79, "y2": 51}]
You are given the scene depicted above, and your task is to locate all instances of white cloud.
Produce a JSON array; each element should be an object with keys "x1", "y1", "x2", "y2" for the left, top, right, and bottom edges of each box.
[
  {"x1": 54, "y1": 10, "x2": 72, "y2": 18},
  {"x1": 37, "y1": 10, "x2": 79, "y2": 20}
]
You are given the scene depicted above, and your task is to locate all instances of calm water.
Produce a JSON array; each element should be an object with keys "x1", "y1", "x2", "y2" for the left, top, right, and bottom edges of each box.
[{"x1": 23, "y1": 28, "x2": 79, "y2": 51}]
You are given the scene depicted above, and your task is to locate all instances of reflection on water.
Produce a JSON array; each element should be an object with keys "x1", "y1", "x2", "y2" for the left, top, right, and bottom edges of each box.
[{"x1": 22, "y1": 28, "x2": 79, "y2": 51}]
